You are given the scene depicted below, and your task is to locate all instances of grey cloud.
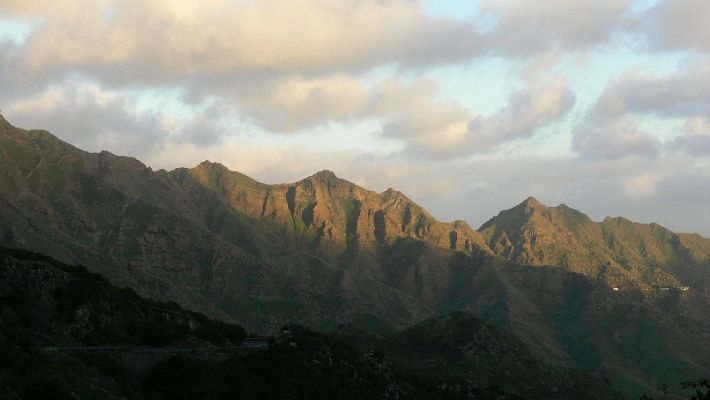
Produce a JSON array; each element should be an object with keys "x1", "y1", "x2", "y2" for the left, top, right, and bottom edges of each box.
[
  {"x1": 576, "y1": 61, "x2": 710, "y2": 159},
  {"x1": 4, "y1": 85, "x2": 229, "y2": 157},
  {"x1": 5, "y1": 86, "x2": 166, "y2": 157},
  {"x1": 637, "y1": 0, "x2": 710, "y2": 53},
  {"x1": 173, "y1": 103, "x2": 233, "y2": 147},
  {"x1": 573, "y1": 121, "x2": 659, "y2": 160},
  {"x1": 655, "y1": 167, "x2": 710, "y2": 204},
  {"x1": 481, "y1": 0, "x2": 634, "y2": 56},
  {"x1": 672, "y1": 135, "x2": 710, "y2": 157},
  {"x1": 0, "y1": 39, "x2": 56, "y2": 101},
  {"x1": 670, "y1": 118, "x2": 710, "y2": 156},
  {"x1": 591, "y1": 65, "x2": 710, "y2": 122},
  {"x1": 492, "y1": 80, "x2": 575, "y2": 140}
]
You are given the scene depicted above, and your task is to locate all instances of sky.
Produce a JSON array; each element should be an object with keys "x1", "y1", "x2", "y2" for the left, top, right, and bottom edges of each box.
[{"x1": 1, "y1": 0, "x2": 710, "y2": 235}]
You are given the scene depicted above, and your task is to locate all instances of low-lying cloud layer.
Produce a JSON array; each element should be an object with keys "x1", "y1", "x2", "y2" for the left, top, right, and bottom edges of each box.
[{"x1": 1, "y1": 0, "x2": 709, "y2": 234}]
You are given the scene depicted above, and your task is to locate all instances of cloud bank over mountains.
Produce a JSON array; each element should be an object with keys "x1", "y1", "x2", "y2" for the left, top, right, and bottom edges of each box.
[{"x1": 1, "y1": 0, "x2": 709, "y2": 234}]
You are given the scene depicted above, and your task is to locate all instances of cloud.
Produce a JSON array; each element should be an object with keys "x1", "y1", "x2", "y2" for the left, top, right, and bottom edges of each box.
[
  {"x1": 637, "y1": 0, "x2": 710, "y2": 53},
  {"x1": 235, "y1": 75, "x2": 369, "y2": 132},
  {"x1": 5, "y1": 0, "x2": 481, "y2": 86},
  {"x1": 625, "y1": 173, "x2": 660, "y2": 198},
  {"x1": 671, "y1": 118, "x2": 710, "y2": 156},
  {"x1": 491, "y1": 79, "x2": 575, "y2": 140},
  {"x1": 380, "y1": 78, "x2": 575, "y2": 158},
  {"x1": 0, "y1": 0, "x2": 627, "y2": 151},
  {"x1": 592, "y1": 65, "x2": 710, "y2": 121},
  {"x1": 481, "y1": 0, "x2": 634, "y2": 55},
  {"x1": 3, "y1": 83, "x2": 226, "y2": 156},
  {"x1": 5, "y1": 84, "x2": 166, "y2": 155},
  {"x1": 573, "y1": 118, "x2": 659, "y2": 160},
  {"x1": 231, "y1": 74, "x2": 573, "y2": 158},
  {"x1": 382, "y1": 104, "x2": 473, "y2": 159},
  {"x1": 574, "y1": 61, "x2": 710, "y2": 159}
]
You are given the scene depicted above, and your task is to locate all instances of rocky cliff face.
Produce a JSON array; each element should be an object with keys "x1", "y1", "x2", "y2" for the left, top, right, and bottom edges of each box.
[{"x1": 183, "y1": 161, "x2": 491, "y2": 257}]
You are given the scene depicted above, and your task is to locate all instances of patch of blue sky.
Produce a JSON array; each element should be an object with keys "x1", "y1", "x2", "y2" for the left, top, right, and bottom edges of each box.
[
  {"x1": 628, "y1": 0, "x2": 659, "y2": 15},
  {"x1": 422, "y1": 0, "x2": 480, "y2": 19},
  {"x1": 424, "y1": 57, "x2": 516, "y2": 117},
  {"x1": 483, "y1": 116, "x2": 576, "y2": 160},
  {"x1": 562, "y1": 45, "x2": 688, "y2": 111},
  {"x1": 0, "y1": 18, "x2": 32, "y2": 44},
  {"x1": 119, "y1": 87, "x2": 198, "y2": 118},
  {"x1": 422, "y1": 0, "x2": 497, "y2": 32},
  {"x1": 637, "y1": 116, "x2": 687, "y2": 143}
]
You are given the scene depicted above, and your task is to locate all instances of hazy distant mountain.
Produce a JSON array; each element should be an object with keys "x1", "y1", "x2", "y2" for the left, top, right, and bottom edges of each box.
[{"x1": 2, "y1": 115, "x2": 710, "y2": 397}]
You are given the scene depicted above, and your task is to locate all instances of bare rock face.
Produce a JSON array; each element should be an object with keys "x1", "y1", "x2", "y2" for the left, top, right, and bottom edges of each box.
[{"x1": 185, "y1": 162, "x2": 492, "y2": 258}]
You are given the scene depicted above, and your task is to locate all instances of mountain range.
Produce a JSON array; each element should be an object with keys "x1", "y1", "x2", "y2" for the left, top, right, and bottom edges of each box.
[{"x1": 2, "y1": 114, "x2": 710, "y2": 398}]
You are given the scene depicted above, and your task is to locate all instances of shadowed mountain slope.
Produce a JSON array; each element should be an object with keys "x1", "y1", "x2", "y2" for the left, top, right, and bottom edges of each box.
[{"x1": 385, "y1": 312, "x2": 623, "y2": 399}]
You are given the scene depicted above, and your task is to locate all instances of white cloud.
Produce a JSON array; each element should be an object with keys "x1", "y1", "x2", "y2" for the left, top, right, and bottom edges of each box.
[
  {"x1": 5, "y1": 0, "x2": 481, "y2": 84},
  {"x1": 625, "y1": 173, "x2": 660, "y2": 198}
]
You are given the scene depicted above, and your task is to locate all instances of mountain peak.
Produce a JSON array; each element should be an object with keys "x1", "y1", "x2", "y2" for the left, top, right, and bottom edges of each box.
[
  {"x1": 310, "y1": 170, "x2": 339, "y2": 181},
  {"x1": 519, "y1": 196, "x2": 546, "y2": 209},
  {"x1": 197, "y1": 160, "x2": 227, "y2": 170},
  {"x1": 381, "y1": 187, "x2": 402, "y2": 197}
]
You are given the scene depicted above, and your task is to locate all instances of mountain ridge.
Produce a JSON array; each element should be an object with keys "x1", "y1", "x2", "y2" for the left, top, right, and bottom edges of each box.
[
  {"x1": 3, "y1": 116, "x2": 710, "y2": 397},
  {"x1": 479, "y1": 196, "x2": 710, "y2": 291}
]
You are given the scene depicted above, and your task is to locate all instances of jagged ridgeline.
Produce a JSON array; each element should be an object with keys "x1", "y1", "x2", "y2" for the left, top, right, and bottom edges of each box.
[
  {"x1": 480, "y1": 196, "x2": 710, "y2": 291},
  {"x1": 0, "y1": 114, "x2": 493, "y2": 334},
  {"x1": 2, "y1": 115, "x2": 710, "y2": 398}
]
